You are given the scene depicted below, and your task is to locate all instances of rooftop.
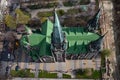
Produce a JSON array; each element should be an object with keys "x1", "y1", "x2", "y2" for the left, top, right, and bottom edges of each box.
[{"x1": 20, "y1": 19, "x2": 100, "y2": 61}]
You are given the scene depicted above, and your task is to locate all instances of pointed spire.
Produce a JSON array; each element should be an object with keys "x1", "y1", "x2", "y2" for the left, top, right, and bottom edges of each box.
[
  {"x1": 52, "y1": 9, "x2": 64, "y2": 44},
  {"x1": 87, "y1": 9, "x2": 101, "y2": 31}
]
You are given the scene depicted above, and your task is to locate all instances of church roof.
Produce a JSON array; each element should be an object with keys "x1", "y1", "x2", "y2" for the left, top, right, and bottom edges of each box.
[
  {"x1": 41, "y1": 19, "x2": 53, "y2": 36},
  {"x1": 21, "y1": 20, "x2": 100, "y2": 60},
  {"x1": 20, "y1": 16, "x2": 101, "y2": 61}
]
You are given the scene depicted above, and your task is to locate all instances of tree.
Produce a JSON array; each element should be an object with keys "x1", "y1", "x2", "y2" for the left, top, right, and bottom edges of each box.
[
  {"x1": 15, "y1": 9, "x2": 30, "y2": 24},
  {"x1": 5, "y1": 14, "x2": 17, "y2": 29},
  {"x1": 101, "y1": 49, "x2": 111, "y2": 57},
  {"x1": 5, "y1": 9, "x2": 30, "y2": 29}
]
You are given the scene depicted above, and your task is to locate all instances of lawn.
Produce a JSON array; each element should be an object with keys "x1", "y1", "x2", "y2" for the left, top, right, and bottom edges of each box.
[
  {"x1": 37, "y1": 11, "x2": 53, "y2": 17},
  {"x1": 63, "y1": 74, "x2": 71, "y2": 78},
  {"x1": 38, "y1": 70, "x2": 57, "y2": 78},
  {"x1": 37, "y1": 10, "x2": 65, "y2": 17},
  {"x1": 75, "y1": 69, "x2": 100, "y2": 79},
  {"x1": 10, "y1": 69, "x2": 35, "y2": 78},
  {"x1": 38, "y1": 70, "x2": 71, "y2": 78}
]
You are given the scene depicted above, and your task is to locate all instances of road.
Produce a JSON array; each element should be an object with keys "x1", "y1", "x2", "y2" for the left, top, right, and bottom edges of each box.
[{"x1": 99, "y1": 0, "x2": 118, "y2": 79}]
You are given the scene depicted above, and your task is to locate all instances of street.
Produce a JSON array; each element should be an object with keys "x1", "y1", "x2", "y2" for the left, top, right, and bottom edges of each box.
[{"x1": 99, "y1": 0, "x2": 117, "y2": 79}]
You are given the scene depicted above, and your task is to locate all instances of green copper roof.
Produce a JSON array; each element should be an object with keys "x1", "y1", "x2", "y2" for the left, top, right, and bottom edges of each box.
[
  {"x1": 63, "y1": 27, "x2": 100, "y2": 54},
  {"x1": 20, "y1": 19, "x2": 100, "y2": 60},
  {"x1": 41, "y1": 19, "x2": 53, "y2": 36}
]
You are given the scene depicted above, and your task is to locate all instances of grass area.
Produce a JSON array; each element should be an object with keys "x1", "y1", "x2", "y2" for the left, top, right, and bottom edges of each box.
[
  {"x1": 37, "y1": 10, "x2": 65, "y2": 17},
  {"x1": 38, "y1": 70, "x2": 71, "y2": 78},
  {"x1": 75, "y1": 69, "x2": 100, "y2": 79},
  {"x1": 27, "y1": 2, "x2": 58, "y2": 10},
  {"x1": 10, "y1": 69, "x2": 35, "y2": 78},
  {"x1": 38, "y1": 70, "x2": 57, "y2": 78},
  {"x1": 67, "y1": 8, "x2": 82, "y2": 15},
  {"x1": 63, "y1": 74, "x2": 71, "y2": 78},
  {"x1": 37, "y1": 11, "x2": 53, "y2": 17}
]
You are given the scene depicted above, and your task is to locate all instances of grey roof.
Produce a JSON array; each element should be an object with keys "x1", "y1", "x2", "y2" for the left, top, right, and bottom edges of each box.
[{"x1": 52, "y1": 11, "x2": 64, "y2": 44}]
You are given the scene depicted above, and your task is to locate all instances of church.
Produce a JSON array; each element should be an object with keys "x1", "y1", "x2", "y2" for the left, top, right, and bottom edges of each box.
[{"x1": 20, "y1": 9, "x2": 104, "y2": 63}]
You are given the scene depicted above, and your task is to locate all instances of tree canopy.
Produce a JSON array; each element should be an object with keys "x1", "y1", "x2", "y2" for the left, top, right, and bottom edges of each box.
[
  {"x1": 15, "y1": 9, "x2": 30, "y2": 24},
  {"x1": 5, "y1": 9, "x2": 30, "y2": 29},
  {"x1": 5, "y1": 14, "x2": 17, "y2": 29},
  {"x1": 101, "y1": 49, "x2": 111, "y2": 57}
]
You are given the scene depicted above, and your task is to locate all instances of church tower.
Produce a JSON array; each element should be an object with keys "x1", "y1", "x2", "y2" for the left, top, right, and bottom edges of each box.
[{"x1": 51, "y1": 10, "x2": 67, "y2": 62}]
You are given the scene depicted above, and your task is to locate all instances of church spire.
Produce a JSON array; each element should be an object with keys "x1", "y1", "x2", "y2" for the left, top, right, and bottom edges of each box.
[
  {"x1": 51, "y1": 9, "x2": 67, "y2": 62},
  {"x1": 52, "y1": 9, "x2": 64, "y2": 44},
  {"x1": 87, "y1": 9, "x2": 101, "y2": 32}
]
